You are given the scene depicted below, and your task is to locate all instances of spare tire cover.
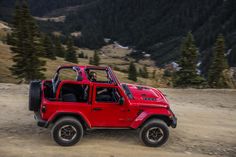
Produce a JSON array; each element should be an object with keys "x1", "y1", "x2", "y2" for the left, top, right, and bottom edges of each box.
[{"x1": 29, "y1": 81, "x2": 41, "y2": 111}]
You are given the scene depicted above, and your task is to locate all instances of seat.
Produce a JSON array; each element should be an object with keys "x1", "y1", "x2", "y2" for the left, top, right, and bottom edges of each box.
[{"x1": 62, "y1": 93, "x2": 77, "y2": 102}]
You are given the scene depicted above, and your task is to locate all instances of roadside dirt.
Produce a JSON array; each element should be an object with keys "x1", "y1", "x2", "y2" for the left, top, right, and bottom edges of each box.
[{"x1": 0, "y1": 83, "x2": 235, "y2": 157}]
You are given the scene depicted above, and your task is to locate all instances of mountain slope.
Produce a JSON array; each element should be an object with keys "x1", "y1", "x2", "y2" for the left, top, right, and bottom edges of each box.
[
  {"x1": 1, "y1": 0, "x2": 236, "y2": 71},
  {"x1": 42, "y1": 0, "x2": 236, "y2": 68},
  {"x1": 0, "y1": 0, "x2": 93, "y2": 21}
]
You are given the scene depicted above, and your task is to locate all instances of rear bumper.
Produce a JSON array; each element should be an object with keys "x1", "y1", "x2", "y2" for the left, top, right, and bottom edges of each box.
[
  {"x1": 169, "y1": 109, "x2": 177, "y2": 128},
  {"x1": 34, "y1": 112, "x2": 49, "y2": 128}
]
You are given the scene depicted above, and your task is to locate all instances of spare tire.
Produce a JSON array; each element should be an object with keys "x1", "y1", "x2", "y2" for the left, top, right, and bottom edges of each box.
[{"x1": 29, "y1": 81, "x2": 42, "y2": 111}]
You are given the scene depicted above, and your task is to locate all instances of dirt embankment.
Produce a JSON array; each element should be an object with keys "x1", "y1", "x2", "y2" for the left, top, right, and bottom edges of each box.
[{"x1": 0, "y1": 83, "x2": 235, "y2": 157}]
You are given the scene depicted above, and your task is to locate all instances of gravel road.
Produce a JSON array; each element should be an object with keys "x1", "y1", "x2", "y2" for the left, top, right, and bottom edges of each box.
[{"x1": 0, "y1": 83, "x2": 235, "y2": 157}]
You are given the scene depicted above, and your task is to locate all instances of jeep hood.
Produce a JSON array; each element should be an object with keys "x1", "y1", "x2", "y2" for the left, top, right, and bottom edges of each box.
[{"x1": 122, "y1": 83, "x2": 169, "y2": 108}]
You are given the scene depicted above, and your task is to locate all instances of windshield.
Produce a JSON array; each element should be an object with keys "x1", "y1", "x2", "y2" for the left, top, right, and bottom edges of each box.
[
  {"x1": 85, "y1": 68, "x2": 113, "y2": 83},
  {"x1": 121, "y1": 84, "x2": 133, "y2": 99}
]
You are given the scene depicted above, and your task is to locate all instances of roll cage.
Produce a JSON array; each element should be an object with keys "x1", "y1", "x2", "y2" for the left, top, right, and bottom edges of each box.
[{"x1": 51, "y1": 65, "x2": 120, "y2": 96}]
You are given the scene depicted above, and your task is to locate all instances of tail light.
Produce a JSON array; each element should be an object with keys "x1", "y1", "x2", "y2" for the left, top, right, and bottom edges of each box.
[{"x1": 42, "y1": 105, "x2": 46, "y2": 113}]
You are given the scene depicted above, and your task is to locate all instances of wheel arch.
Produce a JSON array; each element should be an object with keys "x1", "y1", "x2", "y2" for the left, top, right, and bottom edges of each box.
[
  {"x1": 140, "y1": 115, "x2": 172, "y2": 128},
  {"x1": 49, "y1": 112, "x2": 91, "y2": 129},
  {"x1": 131, "y1": 113, "x2": 172, "y2": 129}
]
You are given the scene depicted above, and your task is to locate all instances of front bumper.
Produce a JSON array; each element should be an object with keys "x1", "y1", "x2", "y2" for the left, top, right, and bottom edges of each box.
[
  {"x1": 169, "y1": 109, "x2": 177, "y2": 128},
  {"x1": 34, "y1": 112, "x2": 48, "y2": 128}
]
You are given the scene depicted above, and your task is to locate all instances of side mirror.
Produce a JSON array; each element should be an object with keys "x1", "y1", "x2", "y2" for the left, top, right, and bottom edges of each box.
[{"x1": 119, "y1": 97, "x2": 124, "y2": 105}]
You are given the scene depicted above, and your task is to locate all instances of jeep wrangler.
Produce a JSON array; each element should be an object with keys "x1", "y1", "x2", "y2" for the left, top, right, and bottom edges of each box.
[{"x1": 29, "y1": 65, "x2": 177, "y2": 147}]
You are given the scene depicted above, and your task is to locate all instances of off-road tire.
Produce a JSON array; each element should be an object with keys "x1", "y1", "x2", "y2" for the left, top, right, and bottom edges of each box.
[
  {"x1": 29, "y1": 81, "x2": 41, "y2": 111},
  {"x1": 51, "y1": 117, "x2": 84, "y2": 146},
  {"x1": 139, "y1": 119, "x2": 169, "y2": 147}
]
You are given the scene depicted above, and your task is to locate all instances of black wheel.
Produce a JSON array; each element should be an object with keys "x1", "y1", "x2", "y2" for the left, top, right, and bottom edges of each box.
[
  {"x1": 51, "y1": 117, "x2": 83, "y2": 146},
  {"x1": 29, "y1": 81, "x2": 41, "y2": 111},
  {"x1": 139, "y1": 119, "x2": 169, "y2": 147}
]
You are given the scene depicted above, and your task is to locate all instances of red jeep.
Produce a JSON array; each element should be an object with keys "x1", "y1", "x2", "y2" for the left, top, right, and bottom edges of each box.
[{"x1": 29, "y1": 65, "x2": 177, "y2": 147}]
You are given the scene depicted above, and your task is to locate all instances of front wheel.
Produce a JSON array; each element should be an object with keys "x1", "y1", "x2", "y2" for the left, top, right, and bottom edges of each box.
[
  {"x1": 139, "y1": 119, "x2": 169, "y2": 147},
  {"x1": 51, "y1": 117, "x2": 84, "y2": 146}
]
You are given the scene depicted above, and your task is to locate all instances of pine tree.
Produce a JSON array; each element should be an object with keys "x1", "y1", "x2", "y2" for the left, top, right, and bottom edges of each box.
[
  {"x1": 10, "y1": 0, "x2": 45, "y2": 82},
  {"x1": 37, "y1": 33, "x2": 46, "y2": 57},
  {"x1": 93, "y1": 50, "x2": 100, "y2": 66},
  {"x1": 228, "y1": 45, "x2": 236, "y2": 67},
  {"x1": 65, "y1": 38, "x2": 78, "y2": 63},
  {"x1": 152, "y1": 69, "x2": 156, "y2": 79},
  {"x1": 42, "y1": 34, "x2": 56, "y2": 59},
  {"x1": 54, "y1": 37, "x2": 65, "y2": 58},
  {"x1": 78, "y1": 51, "x2": 85, "y2": 58},
  {"x1": 139, "y1": 65, "x2": 148, "y2": 78},
  {"x1": 6, "y1": 33, "x2": 13, "y2": 45},
  {"x1": 173, "y1": 32, "x2": 205, "y2": 87},
  {"x1": 128, "y1": 61, "x2": 137, "y2": 81},
  {"x1": 89, "y1": 57, "x2": 94, "y2": 65},
  {"x1": 139, "y1": 68, "x2": 143, "y2": 77},
  {"x1": 208, "y1": 34, "x2": 229, "y2": 88},
  {"x1": 142, "y1": 65, "x2": 149, "y2": 78}
]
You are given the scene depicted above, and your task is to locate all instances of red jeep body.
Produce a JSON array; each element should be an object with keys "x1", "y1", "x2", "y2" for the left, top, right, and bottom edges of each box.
[{"x1": 29, "y1": 65, "x2": 177, "y2": 147}]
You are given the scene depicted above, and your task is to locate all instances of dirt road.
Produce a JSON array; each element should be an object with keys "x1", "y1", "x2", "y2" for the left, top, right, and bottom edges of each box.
[{"x1": 0, "y1": 83, "x2": 235, "y2": 157}]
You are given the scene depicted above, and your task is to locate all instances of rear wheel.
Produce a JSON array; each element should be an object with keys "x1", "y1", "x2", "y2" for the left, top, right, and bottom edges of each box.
[
  {"x1": 139, "y1": 119, "x2": 169, "y2": 147},
  {"x1": 51, "y1": 117, "x2": 83, "y2": 146}
]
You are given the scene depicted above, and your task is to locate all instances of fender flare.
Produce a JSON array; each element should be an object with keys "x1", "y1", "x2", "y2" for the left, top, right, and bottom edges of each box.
[
  {"x1": 130, "y1": 110, "x2": 172, "y2": 129},
  {"x1": 48, "y1": 111, "x2": 92, "y2": 128}
]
